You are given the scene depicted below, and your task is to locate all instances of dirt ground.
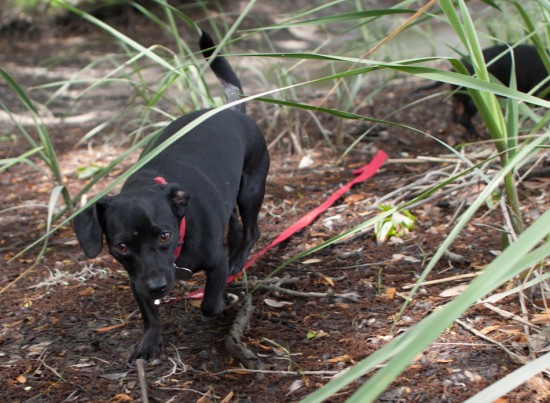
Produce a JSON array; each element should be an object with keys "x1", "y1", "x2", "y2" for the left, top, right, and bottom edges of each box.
[{"x1": 1, "y1": 5, "x2": 549, "y2": 403}]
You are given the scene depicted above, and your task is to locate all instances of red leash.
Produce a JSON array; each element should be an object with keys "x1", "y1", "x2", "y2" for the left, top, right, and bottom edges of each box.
[{"x1": 164, "y1": 150, "x2": 388, "y2": 302}]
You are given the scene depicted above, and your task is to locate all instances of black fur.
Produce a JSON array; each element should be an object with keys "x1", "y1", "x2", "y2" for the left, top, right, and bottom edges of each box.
[
  {"x1": 415, "y1": 44, "x2": 549, "y2": 135},
  {"x1": 73, "y1": 30, "x2": 269, "y2": 363}
]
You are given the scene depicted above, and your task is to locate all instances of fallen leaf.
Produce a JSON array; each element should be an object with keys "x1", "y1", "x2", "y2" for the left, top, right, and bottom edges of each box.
[
  {"x1": 264, "y1": 298, "x2": 293, "y2": 308},
  {"x1": 480, "y1": 324, "x2": 500, "y2": 335},
  {"x1": 317, "y1": 275, "x2": 335, "y2": 286},
  {"x1": 385, "y1": 287, "x2": 396, "y2": 300},
  {"x1": 344, "y1": 194, "x2": 365, "y2": 204},
  {"x1": 287, "y1": 379, "x2": 303, "y2": 395},
  {"x1": 302, "y1": 258, "x2": 322, "y2": 264},
  {"x1": 108, "y1": 393, "x2": 134, "y2": 402},
  {"x1": 298, "y1": 155, "x2": 313, "y2": 169},
  {"x1": 197, "y1": 386, "x2": 214, "y2": 403},
  {"x1": 326, "y1": 354, "x2": 355, "y2": 364},
  {"x1": 498, "y1": 325, "x2": 523, "y2": 334},
  {"x1": 531, "y1": 311, "x2": 550, "y2": 325},
  {"x1": 94, "y1": 323, "x2": 125, "y2": 333},
  {"x1": 307, "y1": 330, "x2": 329, "y2": 340},
  {"x1": 439, "y1": 284, "x2": 468, "y2": 297},
  {"x1": 26, "y1": 341, "x2": 52, "y2": 356},
  {"x1": 189, "y1": 299, "x2": 202, "y2": 309},
  {"x1": 79, "y1": 286, "x2": 95, "y2": 296},
  {"x1": 220, "y1": 390, "x2": 234, "y2": 403},
  {"x1": 392, "y1": 253, "x2": 421, "y2": 263}
]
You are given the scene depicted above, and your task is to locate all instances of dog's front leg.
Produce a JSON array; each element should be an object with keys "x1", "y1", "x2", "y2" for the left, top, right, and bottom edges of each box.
[
  {"x1": 201, "y1": 256, "x2": 229, "y2": 317},
  {"x1": 128, "y1": 281, "x2": 163, "y2": 364}
]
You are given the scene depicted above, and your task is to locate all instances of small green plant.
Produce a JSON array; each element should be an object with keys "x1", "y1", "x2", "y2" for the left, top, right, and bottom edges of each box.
[{"x1": 373, "y1": 205, "x2": 416, "y2": 243}]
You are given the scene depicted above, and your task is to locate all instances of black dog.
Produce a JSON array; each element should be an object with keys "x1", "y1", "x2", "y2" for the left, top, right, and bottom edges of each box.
[
  {"x1": 416, "y1": 44, "x2": 548, "y2": 135},
  {"x1": 73, "y1": 31, "x2": 269, "y2": 363}
]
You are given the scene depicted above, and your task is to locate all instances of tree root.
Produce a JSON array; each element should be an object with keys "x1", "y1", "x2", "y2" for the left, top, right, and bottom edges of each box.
[{"x1": 225, "y1": 295, "x2": 265, "y2": 370}]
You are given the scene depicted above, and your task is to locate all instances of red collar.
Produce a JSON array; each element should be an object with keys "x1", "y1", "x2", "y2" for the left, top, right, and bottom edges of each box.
[{"x1": 154, "y1": 176, "x2": 186, "y2": 258}]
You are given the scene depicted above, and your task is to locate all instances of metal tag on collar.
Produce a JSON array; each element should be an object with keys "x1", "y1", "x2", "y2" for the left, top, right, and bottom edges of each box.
[{"x1": 174, "y1": 264, "x2": 193, "y2": 280}]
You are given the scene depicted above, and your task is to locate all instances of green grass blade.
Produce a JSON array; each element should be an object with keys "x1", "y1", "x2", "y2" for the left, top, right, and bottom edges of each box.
[
  {"x1": 302, "y1": 208, "x2": 550, "y2": 402},
  {"x1": 0, "y1": 147, "x2": 43, "y2": 173},
  {"x1": 464, "y1": 352, "x2": 550, "y2": 402}
]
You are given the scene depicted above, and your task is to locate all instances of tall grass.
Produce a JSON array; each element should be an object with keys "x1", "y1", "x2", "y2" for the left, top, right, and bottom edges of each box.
[{"x1": 3, "y1": 0, "x2": 549, "y2": 400}]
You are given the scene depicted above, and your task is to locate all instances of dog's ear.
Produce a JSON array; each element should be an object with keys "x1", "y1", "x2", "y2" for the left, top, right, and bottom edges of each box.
[
  {"x1": 166, "y1": 185, "x2": 189, "y2": 219},
  {"x1": 73, "y1": 198, "x2": 109, "y2": 258}
]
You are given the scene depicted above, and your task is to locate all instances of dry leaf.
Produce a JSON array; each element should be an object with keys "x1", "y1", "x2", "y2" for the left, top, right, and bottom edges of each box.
[
  {"x1": 439, "y1": 284, "x2": 468, "y2": 297},
  {"x1": 392, "y1": 254, "x2": 421, "y2": 263},
  {"x1": 531, "y1": 311, "x2": 550, "y2": 325},
  {"x1": 344, "y1": 194, "x2": 365, "y2": 204},
  {"x1": 287, "y1": 379, "x2": 303, "y2": 395},
  {"x1": 79, "y1": 286, "x2": 95, "y2": 296},
  {"x1": 298, "y1": 155, "x2": 313, "y2": 169},
  {"x1": 197, "y1": 386, "x2": 214, "y2": 403},
  {"x1": 26, "y1": 341, "x2": 52, "y2": 356},
  {"x1": 318, "y1": 275, "x2": 335, "y2": 286},
  {"x1": 499, "y1": 325, "x2": 523, "y2": 334},
  {"x1": 189, "y1": 299, "x2": 202, "y2": 309},
  {"x1": 326, "y1": 354, "x2": 355, "y2": 364},
  {"x1": 480, "y1": 324, "x2": 500, "y2": 335},
  {"x1": 302, "y1": 258, "x2": 322, "y2": 264},
  {"x1": 385, "y1": 287, "x2": 396, "y2": 300},
  {"x1": 108, "y1": 394, "x2": 134, "y2": 402},
  {"x1": 220, "y1": 390, "x2": 234, "y2": 403},
  {"x1": 94, "y1": 323, "x2": 125, "y2": 333},
  {"x1": 264, "y1": 298, "x2": 293, "y2": 308}
]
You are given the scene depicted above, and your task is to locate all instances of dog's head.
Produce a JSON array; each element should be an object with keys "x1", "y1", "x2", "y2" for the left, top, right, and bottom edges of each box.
[{"x1": 73, "y1": 184, "x2": 189, "y2": 300}]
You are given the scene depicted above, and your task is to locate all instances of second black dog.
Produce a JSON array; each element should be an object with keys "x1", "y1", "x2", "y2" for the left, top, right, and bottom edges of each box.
[
  {"x1": 73, "y1": 31, "x2": 270, "y2": 363},
  {"x1": 416, "y1": 44, "x2": 549, "y2": 135}
]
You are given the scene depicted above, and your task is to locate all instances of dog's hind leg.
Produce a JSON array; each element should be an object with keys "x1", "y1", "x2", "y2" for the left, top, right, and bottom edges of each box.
[
  {"x1": 227, "y1": 208, "x2": 243, "y2": 268},
  {"x1": 229, "y1": 163, "x2": 268, "y2": 275}
]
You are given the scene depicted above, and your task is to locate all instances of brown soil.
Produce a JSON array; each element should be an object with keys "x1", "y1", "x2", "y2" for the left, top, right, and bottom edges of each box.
[{"x1": 1, "y1": 6, "x2": 549, "y2": 403}]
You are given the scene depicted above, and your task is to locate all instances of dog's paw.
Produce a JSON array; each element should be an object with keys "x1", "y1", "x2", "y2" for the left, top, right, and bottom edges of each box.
[
  {"x1": 128, "y1": 333, "x2": 163, "y2": 365},
  {"x1": 201, "y1": 298, "x2": 225, "y2": 317}
]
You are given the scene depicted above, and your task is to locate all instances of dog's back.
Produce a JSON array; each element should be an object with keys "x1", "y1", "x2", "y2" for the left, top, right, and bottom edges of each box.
[
  {"x1": 415, "y1": 44, "x2": 549, "y2": 135},
  {"x1": 463, "y1": 45, "x2": 548, "y2": 94}
]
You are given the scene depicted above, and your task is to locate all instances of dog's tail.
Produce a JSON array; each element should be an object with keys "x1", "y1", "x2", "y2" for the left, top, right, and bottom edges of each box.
[{"x1": 199, "y1": 30, "x2": 246, "y2": 114}]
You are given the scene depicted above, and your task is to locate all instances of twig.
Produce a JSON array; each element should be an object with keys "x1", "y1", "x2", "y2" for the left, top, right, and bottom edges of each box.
[
  {"x1": 225, "y1": 295, "x2": 265, "y2": 370},
  {"x1": 136, "y1": 359, "x2": 149, "y2": 403},
  {"x1": 262, "y1": 284, "x2": 361, "y2": 302},
  {"x1": 41, "y1": 357, "x2": 66, "y2": 382},
  {"x1": 455, "y1": 319, "x2": 528, "y2": 365},
  {"x1": 229, "y1": 276, "x2": 300, "y2": 288},
  {"x1": 482, "y1": 303, "x2": 540, "y2": 330},
  {"x1": 212, "y1": 367, "x2": 356, "y2": 376},
  {"x1": 402, "y1": 273, "x2": 478, "y2": 290},
  {"x1": 158, "y1": 386, "x2": 220, "y2": 399}
]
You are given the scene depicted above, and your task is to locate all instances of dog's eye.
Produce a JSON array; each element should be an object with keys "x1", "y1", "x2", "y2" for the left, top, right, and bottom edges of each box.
[
  {"x1": 159, "y1": 232, "x2": 171, "y2": 243},
  {"x1": 115, "y1": 243, "x2": 128, "y2": 254}
]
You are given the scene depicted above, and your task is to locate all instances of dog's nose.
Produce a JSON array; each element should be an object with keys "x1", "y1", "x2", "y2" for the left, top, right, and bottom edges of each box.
[{"x1": 146, "y1": 280, "x2": 168, "y2": 298}]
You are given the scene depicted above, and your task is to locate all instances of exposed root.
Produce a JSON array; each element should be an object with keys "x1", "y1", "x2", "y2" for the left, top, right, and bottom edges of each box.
[{"x1": 224, "y1": 295, "x2": 265, "y2": 371}]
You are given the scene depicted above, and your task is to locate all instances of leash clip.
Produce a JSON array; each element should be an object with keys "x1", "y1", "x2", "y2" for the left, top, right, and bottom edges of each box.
[{"x1": 174, "y1": 264, "x2": 193, "y2": 280}]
